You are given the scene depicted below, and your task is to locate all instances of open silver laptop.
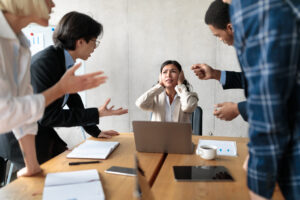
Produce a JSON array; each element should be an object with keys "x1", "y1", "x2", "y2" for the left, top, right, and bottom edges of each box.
[{"x1": 132, "y1": 121, "x2": 194, "y2": 154}]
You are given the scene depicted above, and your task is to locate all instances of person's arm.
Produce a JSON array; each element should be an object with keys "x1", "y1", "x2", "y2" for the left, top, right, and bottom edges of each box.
[
  {"x1": 175, "y1": 84, "x2": 198, "y2": 113},
  {"x1": 42, "y1": 63, "x2": 106, "y2": 107},
  {"x1": 67, "y1": 94, "x2": 125, "y2": 139},
  {"x1": 67, "y1": 94, "x2": 122, "y2": 139},
  {"x1": 0, "y1": 73, "x2": 45, "y2": 134},
  {"x1": 213, "y1": 102, "x2": 240, "y2": 121},
  {"x1": 16, "y1": 135, "x2": 41, "y2": 177},
  {"x1": 237, "y1": 101, "x2": 248, "y2": 121},
  {"x1": 191, "y1": 63, "x2": 221, "y2": 80},
  {"x1": 191, "y1": 64, "x2": 245, "y2": 89},
  {"x1": 135, "y1": 84, "x2": 164, "y2": 111},
  {"x1": 39, "y1": 93, "x2": 100, "y2": 128},
  {"x1": 175, "y1": 71, "x2": 198, "y2": 113},
  {"x1": 213, "y1": 101, "x2": 248, "y2": 121},
  {"x1": 63, "y1": 93, "x2": 101, "y2": 136},
  {"x1": 0, "y1": 65, "x2": 106, "y2": 135},
  {"x1": 30, "y1": 54, "x2": 105, "y2": 129},
  {"x1": 222, "y1": 71, "x2": 244, "y2": 89}
]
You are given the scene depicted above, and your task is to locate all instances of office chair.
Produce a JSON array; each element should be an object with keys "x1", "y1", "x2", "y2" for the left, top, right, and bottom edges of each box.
[
  {"x1": 0, "y1": 133, "x2": 23, "y2": 186},
  {"x1": 0, "y1": 157, "x2": 14, "y2": 186},
  {"x1": 191, "y1": 106, "x2": 203, "y2": 135},
  {"x1": 0, "y1": 157, "x2": 6, "y2": 186}
]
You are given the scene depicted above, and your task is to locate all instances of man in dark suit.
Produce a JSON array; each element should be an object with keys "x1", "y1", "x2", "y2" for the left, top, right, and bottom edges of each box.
[
  {"x1": 28, "y1": 11, "x2": 128, "y2": 164},
  {"x1": 191, "y1": 0, "x2": 248, "y2": 122}
]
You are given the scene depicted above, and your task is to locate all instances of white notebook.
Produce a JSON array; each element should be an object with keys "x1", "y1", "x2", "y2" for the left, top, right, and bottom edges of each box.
[
  {"x1": 196, "y1": 139, "x2": 237, "y2": 156},
  {"x1": 43, "y1": 169, "x2": 105, "y2": 200},
  {"x1": 67, "y1": 140, "x2": 120, "y2": 159}
]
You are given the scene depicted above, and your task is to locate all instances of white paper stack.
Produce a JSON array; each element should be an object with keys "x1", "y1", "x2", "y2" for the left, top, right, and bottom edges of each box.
[
  {"x1": 196, "y1": 139, "x2": 237, "y2": 156},
  {"x1": 67, "y1": 140, "x2": 120, "y2": 159},
  {"x1": 43, "y1": 169, "x2": 105, "y2": 200}
]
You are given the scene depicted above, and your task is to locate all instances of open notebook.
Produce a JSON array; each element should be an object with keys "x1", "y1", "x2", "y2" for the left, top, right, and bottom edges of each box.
[
  {"x1": 67, "y1": 140, "x2": 120, "y2": 159},
  {"x1": 43, "y1": 169, "x2": 105, "y2": 200}
]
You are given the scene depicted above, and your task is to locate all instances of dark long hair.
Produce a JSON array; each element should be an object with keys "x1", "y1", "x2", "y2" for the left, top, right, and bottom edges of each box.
[{"x1": 160, "y1": 60, "x2": 192, "y2": 92}]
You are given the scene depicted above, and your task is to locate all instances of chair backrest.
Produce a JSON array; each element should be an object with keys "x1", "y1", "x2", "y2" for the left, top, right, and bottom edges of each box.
[{"x1": 191, "y1": 106, "x2": 203, "y2": 135}]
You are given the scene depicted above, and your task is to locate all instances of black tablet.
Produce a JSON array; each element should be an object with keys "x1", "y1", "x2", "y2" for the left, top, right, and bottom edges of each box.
[
  {"x1": 105, "y1": 166, "x2": 136, "y2": 176},
  {"x1": 173, "y1": 166, "x2": 234, "y2": 181}
]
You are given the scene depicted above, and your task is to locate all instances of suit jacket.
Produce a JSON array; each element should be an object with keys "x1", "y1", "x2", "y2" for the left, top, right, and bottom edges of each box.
[
  {"x1": 223, "y1": 71, "x2": 248, "y2": 121},
  {"x1": 29, "y1": 45, "x2": 101, "y2": 164},
  {"x1": 136, "y1": 84, "x2": 198, "y2": 123}
]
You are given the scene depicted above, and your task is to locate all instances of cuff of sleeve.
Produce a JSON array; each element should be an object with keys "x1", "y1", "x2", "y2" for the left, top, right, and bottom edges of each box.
[
  {"x1": 29, "y1": 94, "x2": 45, "y2": 123},
  {"x1": 220, "y1": 71, "x2": 226, "y2": 85},
  {"x1": 175, "y1": 84, "x2": 187, "y2": 95},
  {"x1": 12, "y1": 123, "x2": 38, "y2": 140},
  {"x1": 154, "y1": 83, "x2": 165, "y2": 91},
  {"x1": 237, "y1": 101, "x2": 248, "y2": 121}
]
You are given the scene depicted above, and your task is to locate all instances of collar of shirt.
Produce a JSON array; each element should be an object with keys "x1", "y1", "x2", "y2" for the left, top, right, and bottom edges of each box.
[
  {"x1": 0, "y1": 11, "x2": 17, "y2": 40},
  {"x1": 63, "y1": 49, "x2": 75, "y2": 69},
  {"x1": 165, "y1": 91, "x2": 178, "y2": 122},
  {"x1": 0, "y1": 11, "x2": 29, "y2": 49}
]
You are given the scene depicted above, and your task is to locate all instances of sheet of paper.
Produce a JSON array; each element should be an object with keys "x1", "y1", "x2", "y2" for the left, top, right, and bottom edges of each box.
[
  {"x1": 196, "y1": 139, "x2": 237, "y2": 156},
  {"x1": 43, "y1": 169, "x2": 105, "y2": 200},
  {"x1": 67, "y1": 140, "x2": 119, "y2": 159}
]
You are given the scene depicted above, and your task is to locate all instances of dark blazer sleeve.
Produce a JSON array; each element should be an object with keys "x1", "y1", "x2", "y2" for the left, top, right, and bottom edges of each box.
[
  {"x1": 66, "y1": 93, "x2": 101, "y2": 137},
  {"x1": 223, "y1": 71, "x2": 244, "y2": 89},
  {"x1": 237, "y1": 101, "x2": 248, "y2": 121},
  {"x1": 30, "y1": 46, "x2": 100, "y2": 138}
]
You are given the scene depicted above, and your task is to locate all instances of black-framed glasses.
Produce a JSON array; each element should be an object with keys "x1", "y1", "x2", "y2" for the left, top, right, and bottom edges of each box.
[{"x1": 91, "y1": 39, "x2": 101, "y2": 48}]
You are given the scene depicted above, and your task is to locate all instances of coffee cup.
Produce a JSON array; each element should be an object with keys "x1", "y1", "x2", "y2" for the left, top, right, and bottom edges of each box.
[{"x1": 196, "y1": 145, "x2": 217, "y2": 160}]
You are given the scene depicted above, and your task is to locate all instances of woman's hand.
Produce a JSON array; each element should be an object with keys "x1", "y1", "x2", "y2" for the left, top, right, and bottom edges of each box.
[
  {"x1": 98, "y1": 98, "x2": 128, "y2": 117},
  {"x1": 178, "y1": 71, "x2": 185, "y2": 85},
  {"x1": 98, "y1": 130, "x2": 120, "y2": 139},
  {"x1": 159, "y1": 74, "x2": 164, "y2": 87}
]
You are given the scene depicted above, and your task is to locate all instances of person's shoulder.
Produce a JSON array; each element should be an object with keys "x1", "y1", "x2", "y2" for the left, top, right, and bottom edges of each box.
[
  {"x1": 32, "y1": 45, "x2": 61, "y2": 59},
  {"x1": 31, "y1": 45, "x2": 63, "y2": 66}
]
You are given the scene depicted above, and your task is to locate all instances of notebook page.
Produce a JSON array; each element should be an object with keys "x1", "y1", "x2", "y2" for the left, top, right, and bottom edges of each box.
[
  {"x1": 43, "y1": 169, "x2": 105, "y2": 200},
  {"x1": 67, "y1": 140, "x2": 119, "y2": 159}
]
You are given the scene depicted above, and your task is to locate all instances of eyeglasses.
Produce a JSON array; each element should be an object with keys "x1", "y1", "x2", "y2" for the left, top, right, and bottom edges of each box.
[{"x1": 91, "y1": 39, "x2": 101, "y2": 48}]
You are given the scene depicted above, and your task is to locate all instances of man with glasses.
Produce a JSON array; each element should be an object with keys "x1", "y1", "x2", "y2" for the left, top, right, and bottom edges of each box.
[{"x1": 28, "y1": 11, "x2": 128, "y2": 164}]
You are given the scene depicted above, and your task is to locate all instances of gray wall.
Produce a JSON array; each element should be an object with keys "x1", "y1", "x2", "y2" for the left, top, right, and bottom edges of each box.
[{"x1": 50, "y1": 0, "x2": 248, "y2": 148}]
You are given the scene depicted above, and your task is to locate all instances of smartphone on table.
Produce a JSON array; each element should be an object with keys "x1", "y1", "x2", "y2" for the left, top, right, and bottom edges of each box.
[{"x1": 105, "y1": 166, "x2": 136, "y2": 176}]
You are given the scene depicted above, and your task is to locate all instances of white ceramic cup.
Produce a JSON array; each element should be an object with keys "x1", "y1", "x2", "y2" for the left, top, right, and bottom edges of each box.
[{"x1": 197, "y1": 145, "x2": 217, "y2": 160}]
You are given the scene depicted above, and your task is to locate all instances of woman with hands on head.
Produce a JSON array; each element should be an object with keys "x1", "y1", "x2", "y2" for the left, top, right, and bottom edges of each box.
[
  {"x1": 0, "y1": 0, "x2": 106, "y2": 177},
  {"x1": 136, "y1": 60, "x2": 198, "y2": 122}
]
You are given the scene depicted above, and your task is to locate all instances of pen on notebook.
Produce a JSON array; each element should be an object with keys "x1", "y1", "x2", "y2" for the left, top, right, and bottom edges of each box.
[{"x1": 69, "y1": 161, "x2": 101, "y2": 166}]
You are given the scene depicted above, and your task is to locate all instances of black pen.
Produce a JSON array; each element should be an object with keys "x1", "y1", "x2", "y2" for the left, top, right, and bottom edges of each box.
[{"x1": 69, "y1": 161, "x2": 101, "y2": 166}]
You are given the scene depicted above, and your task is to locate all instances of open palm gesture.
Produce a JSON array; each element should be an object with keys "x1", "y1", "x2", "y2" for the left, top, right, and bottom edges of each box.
[{"x1": 98, "y1": 98, "x2": 128, "y2": 117}]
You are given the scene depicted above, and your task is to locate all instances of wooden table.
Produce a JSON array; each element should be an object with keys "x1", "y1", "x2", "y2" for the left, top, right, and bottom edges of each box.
[
  {"x1": 151, "y1": 136, "x2": 284, "y2": 200},
  {"x1": 0, "y1": 133, "x2": 164, "y2": 200},
  {"x1": 0, "y1": 134, "x2": 284, "y2": 200}
]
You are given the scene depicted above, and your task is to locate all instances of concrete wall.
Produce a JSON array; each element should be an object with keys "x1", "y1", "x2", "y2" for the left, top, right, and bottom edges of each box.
[{"x1": 50, "y1": 0, "x2": 248, "y2": 148}]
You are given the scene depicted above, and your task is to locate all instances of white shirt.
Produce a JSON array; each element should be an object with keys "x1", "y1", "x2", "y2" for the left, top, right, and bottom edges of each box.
[
  {"x1": 0, "y1": 11, "x2": 45, "y2": 139},
  {"x1": 165, "y1": 92, "x2": 178, "y2": 122}
]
